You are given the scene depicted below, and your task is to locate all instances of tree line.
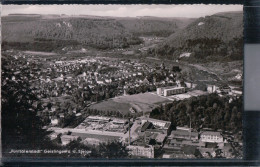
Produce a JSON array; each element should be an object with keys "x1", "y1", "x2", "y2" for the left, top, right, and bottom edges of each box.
[{"x1": 150, "y1": 93, "x2": 242, "y2": 132}]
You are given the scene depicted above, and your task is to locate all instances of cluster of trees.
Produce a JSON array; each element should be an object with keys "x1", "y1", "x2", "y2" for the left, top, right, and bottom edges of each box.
[
  {"x1": 2, "y1": 56, "x2": 47, "y2": 153},
  {"x1": 150, "y1": 94, "x2": 242, "y2": 132}
]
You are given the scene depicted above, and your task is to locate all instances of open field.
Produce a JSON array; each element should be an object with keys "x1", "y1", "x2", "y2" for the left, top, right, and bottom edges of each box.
[
  {"x1": 90, "y1": 93, "x2": 171, "y2": 115},
  {"x1": 89, "y1": 100, "x2": 132, "y2": 114}
]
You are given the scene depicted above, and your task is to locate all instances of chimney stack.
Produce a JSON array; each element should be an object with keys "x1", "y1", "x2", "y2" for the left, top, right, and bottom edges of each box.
[
  {"x1": 189, "y1": 115, "x2": 191, "y2": 140},
  {"x1": 128, "y1": 117, "x2": 131, "y2": 145}
]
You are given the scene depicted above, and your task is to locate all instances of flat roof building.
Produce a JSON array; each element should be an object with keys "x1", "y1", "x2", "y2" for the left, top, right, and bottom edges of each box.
[{"x1": 164, "y1": 87, "x2": 185, "y2": 96}]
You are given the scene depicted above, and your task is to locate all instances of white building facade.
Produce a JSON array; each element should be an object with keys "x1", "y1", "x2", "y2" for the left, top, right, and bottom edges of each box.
[
  {"x1": 200, "y1": 131, "x2": 224, "y2": 143},
  {"x1": 156, "y1": 86, "x2": 185, "y2": 96}
]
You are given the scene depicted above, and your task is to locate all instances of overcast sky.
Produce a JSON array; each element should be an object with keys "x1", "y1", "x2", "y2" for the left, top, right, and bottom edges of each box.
[{"x1": 2, "y1": 5, "x2": 242, "y2": 18}]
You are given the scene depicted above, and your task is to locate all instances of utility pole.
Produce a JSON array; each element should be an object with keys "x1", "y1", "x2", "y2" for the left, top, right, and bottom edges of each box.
[
  {"x1": 186, "y1": 112, "x2": 191, "y2": 140},
  {"x1": 144, "y1": 132, "x2": 146, "y2": 145}
]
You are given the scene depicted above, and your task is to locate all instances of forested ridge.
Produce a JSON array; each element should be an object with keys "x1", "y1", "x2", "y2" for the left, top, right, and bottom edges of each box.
[
  {"x1": 2, "y1": 17, "x2": 141, "y2": 49},
  {"x1": 2, "y1": 15, "x2": 191, "y2": 50},
  {"x1": 149, "y1": 12, "x2": 243, "y2": 62}
]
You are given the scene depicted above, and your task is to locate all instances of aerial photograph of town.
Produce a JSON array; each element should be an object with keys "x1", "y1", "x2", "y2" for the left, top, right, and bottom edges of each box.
[{"x1": 2, "y1": 5, "x2": 243, "y2": 159}]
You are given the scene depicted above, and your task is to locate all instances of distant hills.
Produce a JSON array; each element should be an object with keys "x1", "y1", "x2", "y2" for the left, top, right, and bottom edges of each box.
[
  {"x1": 149, "y1": 12, "x2": 243, "y2": 61},
  {"x1": 116, "y1": 16, "x2": 195, "y2": 36},
  {"x1": 2, "y1": 12, "x2": 243, "y2": 62},
  {"x1": 2, "y1": 14, "x2": 193, "y2": 50},
  {"x1": 2, "y1": 15, "x2": 138, "y2": 49}
]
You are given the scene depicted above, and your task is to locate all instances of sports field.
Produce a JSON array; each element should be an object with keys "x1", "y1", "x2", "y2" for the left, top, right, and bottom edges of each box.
[{"x1": 90, "y1": 92, "x2": 171, "y2": 115}]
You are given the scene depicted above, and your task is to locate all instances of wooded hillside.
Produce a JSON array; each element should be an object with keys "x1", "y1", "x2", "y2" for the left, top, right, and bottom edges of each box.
[{"x1": 149, "y1": 12, "x2": 243, "y2": 62}]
